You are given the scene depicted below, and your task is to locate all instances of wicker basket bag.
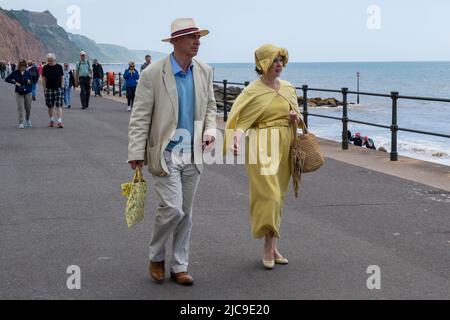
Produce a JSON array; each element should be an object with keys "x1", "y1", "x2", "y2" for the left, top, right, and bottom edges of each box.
[{"x1": 290, "y1": 118, "x2": 325, "y2": 197}]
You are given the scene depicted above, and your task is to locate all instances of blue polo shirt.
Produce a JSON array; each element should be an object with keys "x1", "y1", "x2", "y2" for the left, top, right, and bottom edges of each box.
[{"x1": 166, "y1": 53, "x2": 196, "y2": 153}]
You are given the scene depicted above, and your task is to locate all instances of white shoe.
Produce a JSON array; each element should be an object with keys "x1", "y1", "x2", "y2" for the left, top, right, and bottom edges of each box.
[
  {"x1": 26, "y1": 120, "x2": 32, "y2": 128},
  {"x1": 262, "y1": 259, "x2": 275, "y2": 269},
  {"x1": 18, "y1": 123, "x2": 25, "y2": 129},
  {"x1": 275, "y1": 256, "x2": 289, "y2": 265},
  {"x1": 127, "y1": 106, "x2": 132, "y2": 112}
]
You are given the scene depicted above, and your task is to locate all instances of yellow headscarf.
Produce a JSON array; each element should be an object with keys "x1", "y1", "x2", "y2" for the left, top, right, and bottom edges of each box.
[
  {"x1": 223, "y1": 44, "x2": 298, "y2": 155},
  {"x1": 255, "y1": 44, "x2": 289, "y2": 74}
]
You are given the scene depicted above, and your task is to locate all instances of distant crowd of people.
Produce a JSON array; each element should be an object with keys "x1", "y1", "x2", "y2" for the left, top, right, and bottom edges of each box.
[
  {"x1": 348, "y1": 130, "x2": 377, "y2": 150},
  {"x1": 0, "y1": 61, "x2": 17, "y2": 79},
  {"x1": 3, "y1": 52, "x2": 153, "y2": 129}
]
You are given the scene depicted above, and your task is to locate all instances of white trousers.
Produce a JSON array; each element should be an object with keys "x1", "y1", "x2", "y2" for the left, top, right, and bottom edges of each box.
[{"x1": 149, "y1": 151, "x2": 201, "y2": 273}]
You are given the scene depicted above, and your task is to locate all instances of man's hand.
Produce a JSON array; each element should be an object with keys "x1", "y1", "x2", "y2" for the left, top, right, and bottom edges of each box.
[
  {"x1": 129, "y1": 160, "x2": 144, "y2": 170},
  {"x1": 202, "y1": 135, "x2": 216, "y2": 153},
  {"x1": 15, "y1": 82, "x2": 21, "y2": 87}
]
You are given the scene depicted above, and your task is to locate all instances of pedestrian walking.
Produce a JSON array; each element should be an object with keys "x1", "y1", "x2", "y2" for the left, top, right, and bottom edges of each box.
[
  {"x1": 123, "y1": 61, "x2": 139, "y2": 112},
  {"x1": 6, "y1": 62, "x2": 11, "y2": 76},
  {"x1": 38, "y1": 62, "x2": 44, "y2": 78},
  {"x1": 140, "y1": 54, "x2": 152, "y2": 72},
  {"x1": 76, "y1": 51, "x2": 92, "y2": 109},
  {"x1": 42, "y1": 53, "x2": 64, "y2": 128},
  {"x1": 128, "y1": 18, "x2": 216, "y2": 286},
  {"x1": 226, "y1": 44, "x2": 302, "y2": 270},
  {"x1": 27, "y1": 60, "x2": 39, "y2": 101},
  {"x1": 0, "y1": 61, "x2": 6, "y2": 79},
  {"x1": 5, "y1": 59, "x2": 33, "y2": 129},
  {"x1": 92, "y1": 59, "x2": 104, "y2": 97},
  {"x1": 63, "y1": 63, "x2": 76, "y2": 109}
]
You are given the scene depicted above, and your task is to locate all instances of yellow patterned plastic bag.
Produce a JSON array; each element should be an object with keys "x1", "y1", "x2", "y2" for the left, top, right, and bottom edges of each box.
[{"x1": 121, "y1": 167, "x2": 147, "y2": 228}]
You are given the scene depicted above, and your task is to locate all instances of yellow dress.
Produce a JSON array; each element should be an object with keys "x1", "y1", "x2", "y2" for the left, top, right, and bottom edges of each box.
[{"x1": 225, "y1": 79, "x2": 300, "y2": 239}]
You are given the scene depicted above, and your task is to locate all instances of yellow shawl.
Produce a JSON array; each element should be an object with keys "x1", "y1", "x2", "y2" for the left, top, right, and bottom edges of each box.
[
  {"x1": 224, "y1": 79, "x2": 300, "y2": 156},
  {"x1": 226, "y1": 79, "x2": 300, "y2": 131}
]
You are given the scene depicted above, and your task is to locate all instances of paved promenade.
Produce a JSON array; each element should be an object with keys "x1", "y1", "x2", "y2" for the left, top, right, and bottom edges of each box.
[{"x1": 0, "y1": 81, "x2": 449, "y2": 299}]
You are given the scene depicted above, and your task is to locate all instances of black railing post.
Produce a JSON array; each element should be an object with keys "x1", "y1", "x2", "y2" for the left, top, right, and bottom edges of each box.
[
  {"x1": 223, "y1": 80, "x2": 228, "y2": 121},
  {"x1": 341, "y1": 88, "x2": 349, "y2": 150},
  {"x1": 302, "y1": 85, "x2": 309, "y2": 127},
  {"x1": 118, "y1": 72, "x2": 122, "y2": 97},
  {"x1": 356, "y1": 72, "x2": 360, "y2": 104},
  {"x1": 112, "y1": 72, "x2": 116, "y2": 96},
  {"x1": 390, "y1": 91, "x2": 399, "y2": 161},
  {"x1": 244, "y1": 81, "x2": 249, "y2": 87}
]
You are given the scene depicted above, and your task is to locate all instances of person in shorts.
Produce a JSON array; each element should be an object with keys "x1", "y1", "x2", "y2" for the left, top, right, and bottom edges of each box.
[{"x1": 42, "y1": 53, "x2": 64, "y2": 128}]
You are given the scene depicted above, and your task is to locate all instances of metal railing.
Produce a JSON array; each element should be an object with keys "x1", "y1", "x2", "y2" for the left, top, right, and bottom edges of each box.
[
  {"x1": 213, "y1": 80, "x2": 249, "y2": 122},
  {"x1": 72, "y1": 70, "x2": 124, "y2": 97},
  {"x1": 104, "y1": 72, "x2": 123, "y2": 97},
  {"x1": 214, "y1": 80, "x2": 450, "y2": 161}
]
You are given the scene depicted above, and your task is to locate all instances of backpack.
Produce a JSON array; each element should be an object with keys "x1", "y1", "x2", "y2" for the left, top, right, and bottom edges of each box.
[
  {"x1": 28, "y1": 67, "x2": 38, "y2": 82},
  {"x1": 76, "y1": 60, "x2": 91, "y2": 74}
]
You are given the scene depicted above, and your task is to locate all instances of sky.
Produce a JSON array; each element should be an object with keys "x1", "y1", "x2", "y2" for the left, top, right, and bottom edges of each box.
[{"x1": 1, "y1": 0, "x2": 450, "y2": 63}]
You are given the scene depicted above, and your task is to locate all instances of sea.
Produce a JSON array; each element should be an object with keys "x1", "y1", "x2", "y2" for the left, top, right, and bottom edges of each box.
[{"x1": 103, "y1": 61, "x2": 450, "y2": 166}]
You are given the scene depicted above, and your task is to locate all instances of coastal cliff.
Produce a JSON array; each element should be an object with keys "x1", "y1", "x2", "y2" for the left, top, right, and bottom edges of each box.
[
  {"x1": 0, "y1": 8, "x2": 45, "y2": 62},
  {"x1": 9, "y1": 9, "x2": 81, "y2": 62},
  {"x1": 0, "y1": 8, "x2": 166, "y2": 63}
]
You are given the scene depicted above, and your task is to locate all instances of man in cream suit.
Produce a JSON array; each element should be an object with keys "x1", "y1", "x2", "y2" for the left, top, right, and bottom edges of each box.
[{"x1": 128, "y1": 18, "x2": 217, "y2": 286}]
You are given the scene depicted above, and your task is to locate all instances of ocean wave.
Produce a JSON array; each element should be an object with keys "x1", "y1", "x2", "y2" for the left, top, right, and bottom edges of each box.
[
  {"x1": 375, "y1": 137, "x2": 450, "y2": 161},
  {"x1": 313, "y1": 130, "x2": 450, "y2": 166},
  {"x1": 309, "y1": 103, "x2": 366, "y2": 110}
]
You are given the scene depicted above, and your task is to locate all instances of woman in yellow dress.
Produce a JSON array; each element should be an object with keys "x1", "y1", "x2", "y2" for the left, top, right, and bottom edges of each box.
[{"x1": 225, "y1": 44, "x2": 301, "y2": 269}]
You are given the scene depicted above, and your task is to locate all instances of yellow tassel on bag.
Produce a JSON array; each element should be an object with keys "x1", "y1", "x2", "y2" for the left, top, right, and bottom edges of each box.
[
  {"x1": 121, "y1": 167, "x2": 147, "y2": 228},
  {"x1": 290, "y1": 118, "x2": 325, "y2": 198}
]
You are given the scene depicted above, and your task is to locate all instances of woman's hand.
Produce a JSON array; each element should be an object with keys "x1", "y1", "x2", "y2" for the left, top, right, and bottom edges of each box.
[
  {"x1": 231, "y1": 130, "x2": 245, "y2": 156},
  {"x1": 289, "y1": 111, "x2": 298, "y2": 123},
  {"x1": 15, "y1": 82, "x2": 21, "y2": 87},
  {"x1": 231, "y1": 136, "x2": 240, "y2": 156}
]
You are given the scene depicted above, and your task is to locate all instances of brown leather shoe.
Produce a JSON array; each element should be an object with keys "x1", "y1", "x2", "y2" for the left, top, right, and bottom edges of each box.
[
  {"x1": 170, "y1": 272, "x2": 194, "y2": 286},
  {"x1": 149, "y1": 261, "x2": 165, "y2": 283}
]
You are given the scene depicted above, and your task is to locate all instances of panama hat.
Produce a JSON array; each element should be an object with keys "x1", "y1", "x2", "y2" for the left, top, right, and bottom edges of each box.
[{"x1": 162, "y1": 18, "x2": 209, "y2": 42}]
